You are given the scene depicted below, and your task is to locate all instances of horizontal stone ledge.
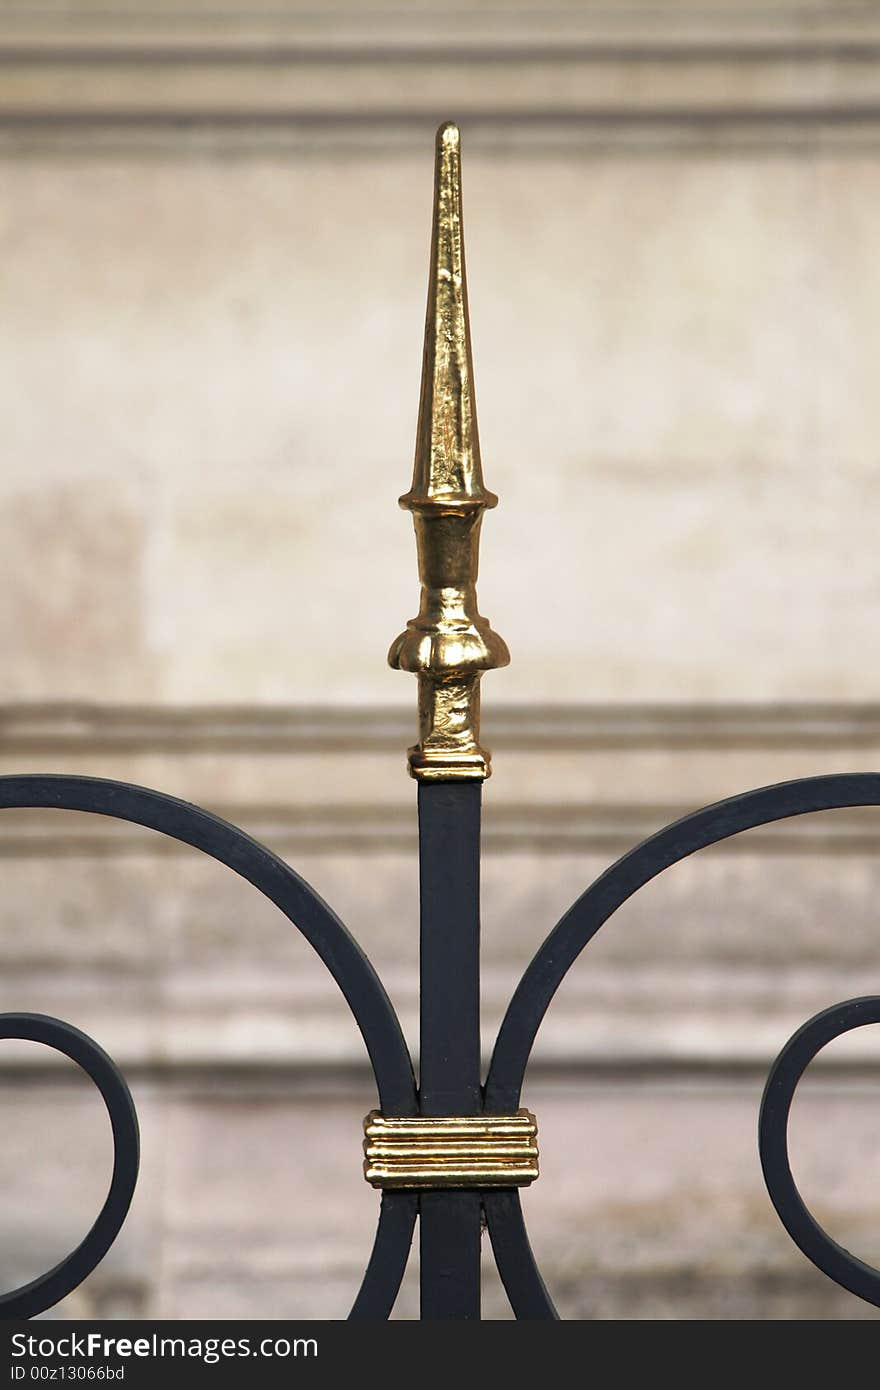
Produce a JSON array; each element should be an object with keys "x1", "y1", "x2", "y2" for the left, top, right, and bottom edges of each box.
[
  {"x1": 0, "y1": 800, "x2": 877, "y2": 858},
  {"x1": 5, "y1": 9, "x2": 880, "y2": 151},
  {"x1": 5, "y1": 3, "x2": 880, "y2": 55},
  {"x1": 4, "y1": 110, "x2": 880, "y2": 158},
  {"x1": 2, "y1": 1054, "x2": 878, "y2": 1083},
  {"x1": 4, "y1": 700, "x2": 880, "y2": 753},
  {"x1": 3, "y1": 105, "x2": 880, "y2": 129},
  {"x1": 1, "y1": 1011, "x2": 878, "y2": 1075},
  {"x1": 5, "y1": 41, "x2": 880, "y2": 64}
]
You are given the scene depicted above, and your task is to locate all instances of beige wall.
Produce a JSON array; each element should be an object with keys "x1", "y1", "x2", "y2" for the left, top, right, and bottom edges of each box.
[{"x1": 2, "y1": 0, "x2": 880, "y2": 1319}]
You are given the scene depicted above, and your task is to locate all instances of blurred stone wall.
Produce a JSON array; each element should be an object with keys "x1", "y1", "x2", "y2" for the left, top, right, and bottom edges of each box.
[{"x1": 2, "y1": 0, "x2": 880, "y2": 1318}]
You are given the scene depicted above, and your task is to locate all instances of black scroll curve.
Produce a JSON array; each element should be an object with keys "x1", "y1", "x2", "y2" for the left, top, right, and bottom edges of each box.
[
  {"x1": 759, "y1": 996, "x2": 880, "y2": 1308},
  {"x1": 483, "y1": 773, "x2": 880, "y2": 1319},
  {"x1": 483, "y1": 1188, "x2": 559, "y2": 1320},
  {"x1": 0, "y1": 1013, "x2": 139, "y2": 1319},
  {"x1": 349, "y1": 1192, "x2": 419, "y2": 1320},
  {"x1": 0, "y1": 774, "x2": 418, "y2": 1320}
]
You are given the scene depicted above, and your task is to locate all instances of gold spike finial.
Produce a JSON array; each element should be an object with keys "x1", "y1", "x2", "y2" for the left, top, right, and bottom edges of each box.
[{"x1": 388, "y1": 122, "x2": 509, "y2": 782}]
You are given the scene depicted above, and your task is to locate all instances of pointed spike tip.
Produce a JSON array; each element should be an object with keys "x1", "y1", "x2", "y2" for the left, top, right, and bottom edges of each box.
[
  {"x1": 401, "y1": 118, "x2": 497, "y2": 513},
  {"x1": 437, "y1": 120, "x2": 460, "y2": 149}
]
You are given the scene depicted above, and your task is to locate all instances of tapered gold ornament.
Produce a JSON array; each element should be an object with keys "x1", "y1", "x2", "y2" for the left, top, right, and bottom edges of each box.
[{"x1": 388, "y1": 122, "x2": 509, "y2": 781}]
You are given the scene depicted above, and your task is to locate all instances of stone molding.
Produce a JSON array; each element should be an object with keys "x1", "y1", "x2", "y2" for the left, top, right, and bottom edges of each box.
[{"x1": 3, "y1": 3, "x2": 880, "y2": 150}]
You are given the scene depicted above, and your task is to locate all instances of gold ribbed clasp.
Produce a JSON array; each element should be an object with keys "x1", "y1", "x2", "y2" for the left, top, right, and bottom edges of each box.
[
  {"x1": 363, "y1": 1110, "x2": 539, "y2": 1190},
  {"x1": 388, "y1": 122, "x2": 509, "y2": 782}
]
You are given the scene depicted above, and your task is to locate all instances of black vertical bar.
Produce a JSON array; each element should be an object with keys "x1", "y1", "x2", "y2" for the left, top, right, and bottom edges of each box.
[{"x1": 417, "y1": 779, "x2": 482, "y2": 1320}]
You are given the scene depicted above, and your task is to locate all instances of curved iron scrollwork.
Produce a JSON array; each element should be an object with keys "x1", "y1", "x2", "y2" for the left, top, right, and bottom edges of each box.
[
  {"x1": 759, "y1": 997, "x2": 880, "y2": 1310},
  {"x1": 0, "y1": 774, "x2": 418, "y2": 1321},
  {"x1": 482, "y1": 772, "x2": 880, "y2": 1319},
  {"x1": 3, "y1": 770, "x2": 880, "y2": 1318},
  {"x1": 0, "y1": 1013, "x2": 138, "y2": 1320}
]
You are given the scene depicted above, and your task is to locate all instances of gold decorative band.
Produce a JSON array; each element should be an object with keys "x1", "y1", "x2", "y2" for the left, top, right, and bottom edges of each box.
[{"x1": 363, "y1": 1110, "x2": 539, "y2": 1190}]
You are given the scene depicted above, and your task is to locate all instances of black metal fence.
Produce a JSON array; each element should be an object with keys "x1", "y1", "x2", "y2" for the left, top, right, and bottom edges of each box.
[{"x1": 3, "y1": 121, "x2": 879, "y2": 1323}]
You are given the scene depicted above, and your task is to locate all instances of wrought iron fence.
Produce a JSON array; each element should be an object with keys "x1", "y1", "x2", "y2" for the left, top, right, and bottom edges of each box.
[{"x1": 2, "y1": 122, "x2": 878, "y2": 1322}]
